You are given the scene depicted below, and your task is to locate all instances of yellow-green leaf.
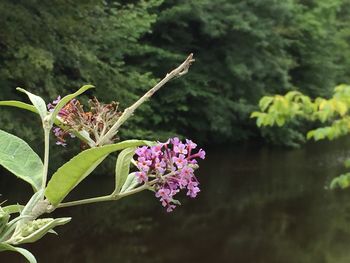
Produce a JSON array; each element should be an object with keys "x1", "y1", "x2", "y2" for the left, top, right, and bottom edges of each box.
[
  {"x1": 16, "y1": 88, "x2": 47, "y2": 120},
  {"x1": 0, "y1": 101, "x2": 37, "y2": 114},
  {"x1": 45, "y1": 140, "x2": 153, "y2": 205},
  {"x1": 114, "y1": 147, "x2": 136, "y2": 194}
]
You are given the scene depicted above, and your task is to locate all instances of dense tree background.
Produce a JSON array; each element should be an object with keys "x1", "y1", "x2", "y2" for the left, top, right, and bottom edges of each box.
[
  {"x1": 1, "y1": 0, "x2": 350, "y2": 147},
  {"x1": 2, "y1": 2, "x2": 350, "y2": 261}
]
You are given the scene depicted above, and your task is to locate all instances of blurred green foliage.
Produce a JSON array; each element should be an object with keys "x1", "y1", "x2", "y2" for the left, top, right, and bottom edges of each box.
[
  {"x1": 0, "y1": 0, "x2": 163, "y2": 147},
  {"x1": 251, "y1": 84, "x2": 350, "y2": 189},
  {"x1": 140, "y1": 0, "x2": 350, "y2": 144},
  {"x1": 1, "y1": 0, "x2": 350, "y2": 147},
  {"x1": 251, "y1": 85, "x2": 350, "y2": 139}
]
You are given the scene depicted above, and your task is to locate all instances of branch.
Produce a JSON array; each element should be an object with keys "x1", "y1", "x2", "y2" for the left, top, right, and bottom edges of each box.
[
  {"x1": 98, "y1": 53, "x2": 195, "y2": 146},
  {"x1": 41, "y1": 123, "x2": 51, "y2": 189},
  {"x1": 48, "y1": 179, "x2": 158, "y2": 211}
]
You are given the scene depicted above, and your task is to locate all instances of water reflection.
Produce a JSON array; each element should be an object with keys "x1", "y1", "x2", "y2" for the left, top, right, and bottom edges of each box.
[{"x1": 2, "y1": 139, "x2": 350, "y2": 262}]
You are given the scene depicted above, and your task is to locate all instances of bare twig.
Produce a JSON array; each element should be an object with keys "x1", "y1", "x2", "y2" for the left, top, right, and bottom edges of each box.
[{"x1": 98, "y1": 53, "x2": 195, "y2": 146}]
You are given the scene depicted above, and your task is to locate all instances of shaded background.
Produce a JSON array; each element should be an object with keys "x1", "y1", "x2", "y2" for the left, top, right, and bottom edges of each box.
[
  {"x1": 2, "y1": 0, "x2": 350, "y2": 262},
  {"x1": 3, "y1": 139, "x2": 350, "y2": 262}
]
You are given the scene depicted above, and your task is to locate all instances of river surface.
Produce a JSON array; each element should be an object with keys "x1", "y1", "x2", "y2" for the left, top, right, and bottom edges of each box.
[{"x1": 2, "y1": 139, "x2": 350, "y2": 263}]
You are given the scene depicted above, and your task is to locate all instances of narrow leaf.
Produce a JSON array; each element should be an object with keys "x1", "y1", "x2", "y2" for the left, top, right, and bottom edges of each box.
[
  {"x1": 16, "y1": 88, "x2": 47, "y2": 120},
  {"x1": 0, "y1": 243, "x2": 37, "y2": 263},
  {"x1": 0, "y1": 129, "x2": 43, "y2": 191},
  {"x1": 50, "y1": 85, "x2": 94, "y2": 124},
  {"x1": 250, "y1": 111, "x2": 261, "y2": 118},
  {"x1": 0, "y1": 207, "x2": 9, "y2": 234},
  {"x1": 45, "y1": 140, "x2": 153, "y2": 206},
  {"x1": 2, "y1": 204, "x2": 24, "y2": 214},
  {"x1": 0, "y1": 101, "x2": 38, "y2": 114},
  {"x1": 120, "y1": 172, "x2": 139, "y2": 193},
  {"x1": 114, "y1": 147, "x2": 136, "y2": 194},
  {"x1": 48, "y1": 229, "x2": 58, "y2": 235}
]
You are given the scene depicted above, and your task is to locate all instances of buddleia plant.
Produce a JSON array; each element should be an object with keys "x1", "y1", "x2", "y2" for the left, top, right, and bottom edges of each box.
[{"x1": 0, "y1": 54, "x2": 206, "y2": 262}]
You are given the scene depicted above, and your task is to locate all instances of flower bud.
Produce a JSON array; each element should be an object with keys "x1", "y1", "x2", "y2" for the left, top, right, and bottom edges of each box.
[{"x1": 20, "y1": 218, "x2": 53, "y2": 237}]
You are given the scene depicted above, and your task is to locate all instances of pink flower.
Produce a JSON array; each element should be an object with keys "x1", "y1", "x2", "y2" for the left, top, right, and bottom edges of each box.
[
  {"x1": 181, "y1": 166, "x2": 194, "y2": 179},
  {"x1": 137, "y1": 157, "x2": 152, "y2": 172},
  {"x1": 135, "y1": 171, "x2": 148, "y2": 183},
  {"x1": 186, "y1": 139, "x2": 197, "y2": 150},
  {"x1": 151, "y1": 144, "x2": 163, "y2": 156},
  {"x1": 187, "y1": 181, "x2": 200, "y2": 198},
  {"x1": 174, "y1": 143, "x2": 188, "y2": 155},
  {"x1": 135, "y1": 146, "x2": 149, "y2": 157},
  {"x1": 173, "y1": 154, "x2": 188, "y2": 169},
  {"x1": 166, "y1": 204, "x2": 176, "y2": 213},
  {"x1": 171, "y1": 137, "x2": 180, "y2": 146},
  {"x1": 134, "y1": 137, "x2": 205, "y2": 212},
  {"x1": 156, "y1": 188, "x2": 172, "y2": 205},
  {"x1": 154, "y1": 159, "x2": 166, "y2": 174},
  {"x1": 53, "y1": 95, "x2": 61, "y2": 104},
  {"x1": 198, "y1": 149, "x2": 206, "y2": 159},
  {"x1": 47, "y1": 96, "x2": 61, "y2": 112}
]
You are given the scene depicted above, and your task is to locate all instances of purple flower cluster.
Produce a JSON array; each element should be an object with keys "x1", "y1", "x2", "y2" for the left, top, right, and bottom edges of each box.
[
  {"x1": 48, "y1": 96, "x2": 70, "y2": 146},
  {"x1": 134, "y1": 137, "x2": 205, "y2": 212}
]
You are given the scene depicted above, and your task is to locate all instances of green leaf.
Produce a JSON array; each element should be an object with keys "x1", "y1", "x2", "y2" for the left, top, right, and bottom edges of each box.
[
  {"x1": 114, "y1": 147, "x2": 136, "y2": 194},
  {"x1": 275, "y1": 115, "x2": 285, "y2": 127},
  {"x1": 334, "y1": 100, "x2": 347, "y2": 116},
  {"x1": 50, "y1": 85, "x2": 94, "y2": 124},
  {"x1": 48, "y1": 229, "x2": 58, "y2": 235},
  {"x1": 330, "y1": 173, "x2": 350, "y2": 189},
  {"x1": 45, "y1": 140, "x2": 153, "y2": 206},
  {"x1": 256, "y1": 117, "x2": 264, "y2": 127},
  {"x1": 0, "y1": 243, "x2": 37, "y2": 263},
  {"x1": 0, "y1": 207, "x2": 10, "y2": 234},
  {"x1": 0, "y1": 215, "x2": 30, "y2": 242},
  {"x1": 16, "y1": 88, "x2": 47, "y2": 120},
  {"x1": 344, "y1": 159, "x2": 350, "y2": 168},
  {"x1": 14, "y1": 217, "x2": 71, "y2": 245},
  {"x1": 250, "y1": 111, "x2": 261, "y2": 118},
  {"x1": 0, "y1": 101, "x2": 38, "y2": 114},
  {"x1": 120, "y1": 172, "x2": 139, "y2": 193},
  {"x1": 306, "y1": 130, "x2": 315, "y2": 140},
  {"x1": 0, "y1": 129, "x2": 43, "y2": 191},
  {"x1": 259, "y1": 96, "x2": 274, "y2": 111},
  {"x1": 285, "y1": 91, "x2": 301, "y2": 101},
  {"x1": 2, "y1": 204, "x2": 24, "y2": 214}
]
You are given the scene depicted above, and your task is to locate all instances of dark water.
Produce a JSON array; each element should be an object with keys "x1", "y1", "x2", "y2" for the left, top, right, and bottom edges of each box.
[{"x1": 2, "y1": 139, "x2": 350, "y2": 263}]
